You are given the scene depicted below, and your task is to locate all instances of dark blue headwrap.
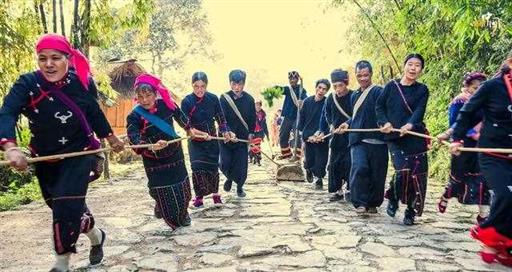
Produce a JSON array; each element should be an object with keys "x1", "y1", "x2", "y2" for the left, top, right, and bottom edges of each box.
[
  {"x1": 192, "y1": 71, "x2": 208, "y2": 84},
  {"x1": 330, "y1": 69, "x2": 349, "y2": 83},
  {"x1": 229, "y1": 69, "x2": 246, "y2": 83}
]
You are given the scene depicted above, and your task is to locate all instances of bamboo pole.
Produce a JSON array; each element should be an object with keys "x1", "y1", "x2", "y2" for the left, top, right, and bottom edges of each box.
[
  {"x1": 260, "y1": 150, "x2": 283, "y2": 167},
  {"x1": 392, "y1": 129, "x2": 512, "y2": 154},
  {"x1": 320, "y1": 128, "x2": 382, "y2": 140},
  {"x1": 5, "y1": 128, "x2": 512, "y2": 167},
  {"x1": 0, "y1": 137, "x2": 190, "y2": 166}
]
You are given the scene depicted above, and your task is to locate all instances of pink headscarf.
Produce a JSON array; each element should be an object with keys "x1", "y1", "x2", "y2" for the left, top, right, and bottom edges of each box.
[
  {"x1": 134, "y1": 73, "x2": 177, "y2": 111},
  {"x1": 36, "y1": 34, "x2": 91, "y2": 90}
]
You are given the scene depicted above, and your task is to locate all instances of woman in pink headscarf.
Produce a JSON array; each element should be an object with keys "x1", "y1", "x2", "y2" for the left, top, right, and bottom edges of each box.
[
  {"x1": 126, "y1": 73, "x2": 193, "y2": 231},
  {"x1": 437, "y1": 72, "x2": 490, "y2": 224},
  {"x1": 0, "y1": 34, "x2": 124, "y2": 272}
]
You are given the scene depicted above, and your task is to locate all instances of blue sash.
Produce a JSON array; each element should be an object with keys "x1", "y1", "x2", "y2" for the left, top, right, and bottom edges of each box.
[{"x1": 134, "y1": 105, "x2": 179, "y2": 138}]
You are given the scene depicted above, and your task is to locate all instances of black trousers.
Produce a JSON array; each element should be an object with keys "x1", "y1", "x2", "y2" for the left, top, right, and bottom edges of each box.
[
  {"x1": 350, "y1": 142, "x2": 388, "y2": 208},
  {"x1": 279, "y1": 117, "x2": 294, "y2": 148},
  {"x1": 220, "y1": 143, "x2": 249, "y2": 188},
  {"x1": 479, "y1": 154, "x2": 512, "y2": 238},
  {"x1": 386, "y1": 136, "x2": 428, "y2": 216},
  {"x1": 35, "y1": 155, "x2": 96, "y2": 255},
  {"x1": 304, "y1": 141, "x2": 329, "y2": 179},
  {"x1": 327, "y1": 134, "x2": 351, "y2": 193}
]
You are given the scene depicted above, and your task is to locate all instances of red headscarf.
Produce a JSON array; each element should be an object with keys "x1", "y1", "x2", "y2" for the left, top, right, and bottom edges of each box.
[
  {"x1": 134, "y1": 73, "x2": 177, "y2": 111},
  {"x1": 36, "y1": 34, "x2": 91, "y2": 90}
]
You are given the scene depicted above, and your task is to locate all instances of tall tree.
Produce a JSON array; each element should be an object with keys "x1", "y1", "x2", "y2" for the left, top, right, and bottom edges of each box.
[
  {"x1": 71, "y1": 0, "x2": 79, "y2": 47},
  {"x1": 80, "y1": 0, "x2": 91, "y2": 56},
  {"x1": 100, "y1": 0, "x2": 215, "y2": 91},
  {"x1": 52, "y1": 0, "x2": 56, "y2": 33},
  {"x1": 38, "y1": 1, "x2": 48, "y2": 33},
  {"x1": 59, "y1": 0, "x2": 65, "y2": 36}
]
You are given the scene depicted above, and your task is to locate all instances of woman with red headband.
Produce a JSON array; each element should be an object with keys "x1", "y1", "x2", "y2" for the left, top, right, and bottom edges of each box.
[
  {"x1": 0, "y1": 34, "x2": 124, "y2": 272},
  {"x1": 126, "y1": 73, "x2": 192, "y2": 230},
  {"x1": 437, "y1": 72, "x2": 490, "y2": 224},
  {"x1": 449, "y1": 57, "x2": 512, "y2": 267}
]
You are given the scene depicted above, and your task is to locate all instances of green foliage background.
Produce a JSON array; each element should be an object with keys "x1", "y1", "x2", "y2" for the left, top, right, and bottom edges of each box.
[{"x1": 336, "y1": 0, "x2": 512, "y2": 181}]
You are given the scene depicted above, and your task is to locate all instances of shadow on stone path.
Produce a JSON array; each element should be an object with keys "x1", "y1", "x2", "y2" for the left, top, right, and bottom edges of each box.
[{"x1": 1, "y1": 159, "x2": 511, "y2": 272}]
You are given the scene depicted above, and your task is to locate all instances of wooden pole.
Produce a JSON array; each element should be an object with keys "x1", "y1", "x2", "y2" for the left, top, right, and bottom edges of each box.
[
  {"x1": 260, "y1": 149, "x2": 283, "y2": 167},
  {"x1": 0, "y1": 137, "x2": 190, "y2": 166}
]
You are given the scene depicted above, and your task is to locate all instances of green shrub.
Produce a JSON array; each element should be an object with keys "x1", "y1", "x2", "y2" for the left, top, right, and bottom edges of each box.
[{"x1": 0, "y1": 179, "x2": 40, "y2": 211}]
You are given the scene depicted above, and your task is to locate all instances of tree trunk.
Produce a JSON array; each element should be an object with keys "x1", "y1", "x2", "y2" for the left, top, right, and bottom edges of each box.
[
  {"x1": 38, "y1": 2, "x2": 48, "y2": 34},
  {"x1": 71, "y1": 0, "x2": 80, "y2": 48},
  {"x1": 151, "y1": 54, "x2": 157, "y2": 75},
  {"x1": 34, "y1": 1, "x2": 42, "y2": 34},
  {"x1": 157, "y1": 54, "x2": 164, "y2": 77},
  {"x1": 59, "y1": 0, "x2": 65, "y2": 36},
  {"x1": 100, "y1": 139, "x2": 112, "y2": 182},
  {"x1": 52, "y1": 0, "x2": 57, "y2": 33},
  {"x1": 80, "y1": 0, "x2": 91, "y2": 56}
]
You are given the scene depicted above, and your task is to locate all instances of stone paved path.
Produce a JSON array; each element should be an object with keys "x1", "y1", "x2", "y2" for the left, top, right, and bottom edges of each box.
[{"x1": 1, "y1": 159, "x2": 511, "y2": 272}]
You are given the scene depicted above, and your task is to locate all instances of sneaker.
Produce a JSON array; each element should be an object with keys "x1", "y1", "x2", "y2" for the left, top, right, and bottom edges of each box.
[
  {"x1": 403, "y1": 216, "x2": 415, "y2": 225},
  {"x1": 154, "y1": 205, "x2": 162, "y2": 219},
  {"x1": 237, "y1": 189, "x2": 247, "y2": 198},
  {"x1": 223, "y1": 179, "x2": 232, "y2": 192},
  {"x1": 182, "y1": 215, "x2": 192, "y2": 226},
  {"x1": 367, "y1": 207, "x2": 378, "y2": 214},
  {"x1": 192, "y1": 197, "x2": 204, "y2": 208},
  {"x1": 386, "y1": 200, "x2": 398, "y2": 218},
  {"x1": 89, "y1": 229, "x2": 106, "y2": 265},
  {"x1": 403, "y1": 209, "x2": 415, "y2": 226},
  {"x1": 213, "y1": 194, "x2": 223, "y2": 205},
  {"x1": 306, "y1": 170, "x2": 313, "y2": 183},
  {"x1": 329, "y1": 193, "x2": 343, "y2": 202}
]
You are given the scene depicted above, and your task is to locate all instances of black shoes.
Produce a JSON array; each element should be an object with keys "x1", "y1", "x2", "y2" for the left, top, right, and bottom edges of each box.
[
  {"x1": 403, "y1": 208, "x2": 416, "y2": 226},
  {"x1": 306, "y1": 170, "x2": 313, "y2": 183},
  {"x1": 386, "y1": 200, "x2": 398, "y2": 218},
  {"x1": 89, "y1": 229, "x2": 106, "y2": 265},
  {"x1": 223, "y1": 179, "x2": 233, "y2": 192},
  {"x1": 237, "y1": 188, "x2": 246, "y2": 198},
  {"x1": 329, "y1": 193, "x2": 344, "y2": 202},
  {"x1": 182, "y1": 215, "x2": 192, "y2": 226}
]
